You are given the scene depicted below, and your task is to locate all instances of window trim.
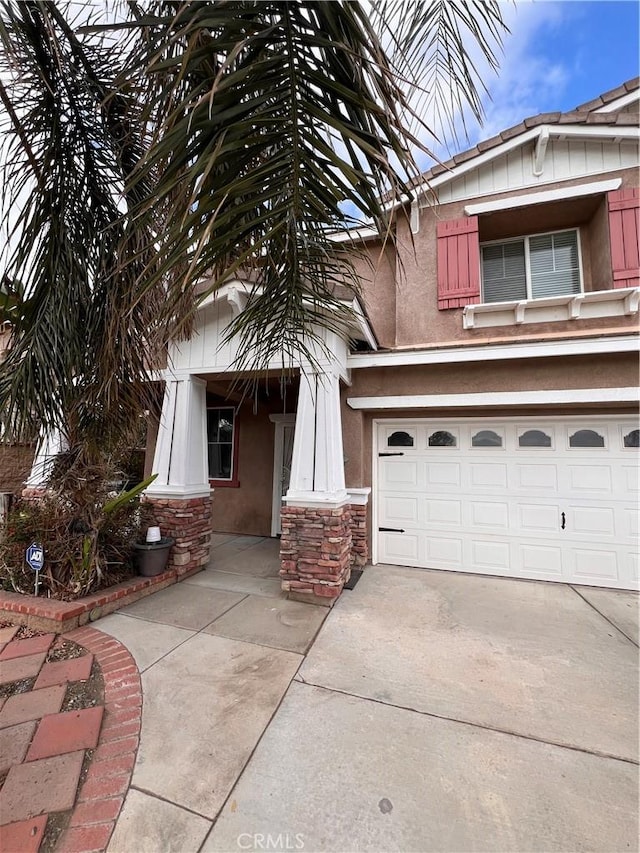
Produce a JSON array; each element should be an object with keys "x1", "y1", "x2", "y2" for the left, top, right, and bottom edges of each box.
[
  {"x1": 207, "y1": 406, "x2": 240, "y2": 488},
  {"x1": 480, "y1": 227, "x2": 584, "y2": 303}
]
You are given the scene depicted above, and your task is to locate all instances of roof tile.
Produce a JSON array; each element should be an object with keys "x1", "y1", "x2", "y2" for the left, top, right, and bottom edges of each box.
[
  {"x1": 524, "y1": 112, "x2": 561, "y2": 128},
  {"x1": 410, "y1": 78, "x2": 639, "y2": 190},
  {"x1": 498, "y1": 122, "x2": 527, "y2": 141},
  {"x1": 451, "y1": 146, "x2": 480, "y2": 165},
  {"x1": 476, "y1": 134, "x2": 505, "y2": 152},
  {"x1": 600, "y1": 84, "x2": 629, "y2": 103}
]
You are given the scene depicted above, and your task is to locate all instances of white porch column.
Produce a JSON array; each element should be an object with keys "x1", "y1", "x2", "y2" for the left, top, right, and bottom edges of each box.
[
  {"x1": 25, "y1": 428, "x2": 68, "y2": 489},
  {"x1": 146, "y1": 374, "x2": 211, "y2": 499},
  {"x1": 285, "y1": 369, "x2": 348, "y2": 506}
]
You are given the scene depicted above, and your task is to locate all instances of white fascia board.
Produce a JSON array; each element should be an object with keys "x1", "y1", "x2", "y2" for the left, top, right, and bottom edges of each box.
[
  {"x1": 546, "y1": 125, "x2": 639, "y2": 140},
  {"x1": 594, "y1": 90, "x2": 640, "y2": 113},
  {"x1": 347, "y1": 387, "x2": 640, "y2": 410},
  {"x1": 352, "y1": 298, "x2": 378, "y2": 351},
  {"x1": 420, "y1": 125, "x2": 639, "y2": 198},
  {"x1": 425, "y1": 128, "x2": 540, "y2": 192},
  {"x1": 328, "y1": 227, "x2": 380, "y2": 243},
  {"x1": 346, "y1": 334, "x2": 639, "y2": 370},
  {"x1": 464, "y1": 178, "x2": 623, "y2": 216}
]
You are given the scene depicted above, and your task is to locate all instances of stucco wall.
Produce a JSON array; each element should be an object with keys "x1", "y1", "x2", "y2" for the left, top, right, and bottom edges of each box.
[
  {"x1": 210, "y1": 401, "x2": 278, "y2": 537},
  {"x1": 351, "y1": 241, "x2": 397, "y2": 349},
  {"x1": 585, "y1": 196, "x2": 614, "y2": 290},
  {"x1": 365, "y1": 166, "x2": 639, "y2": 349},
  {"x1": 347, "y1": 351, "x2": 638, "y2": 399}
]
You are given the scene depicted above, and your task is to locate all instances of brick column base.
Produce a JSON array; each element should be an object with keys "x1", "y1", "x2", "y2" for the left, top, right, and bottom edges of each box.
[
  {"x1": 143, "y1": 495, "x2": 213, "y2": 578},
  {"x1": 349, "y1": 503, "x2": 368, "y2": 567},
  {"x1": 280, "y1": 505, "x2": 352, "y2": 606}
]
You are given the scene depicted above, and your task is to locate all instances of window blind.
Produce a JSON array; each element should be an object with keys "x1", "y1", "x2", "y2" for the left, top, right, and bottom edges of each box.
[{"x1": 481, "y1": 241, "x2": 527, "y2": 302}]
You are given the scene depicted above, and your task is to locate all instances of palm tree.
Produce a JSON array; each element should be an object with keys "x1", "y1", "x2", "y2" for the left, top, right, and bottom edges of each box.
[{"x1": 0, "y1": 0, "x2": 506, "y2": 485}]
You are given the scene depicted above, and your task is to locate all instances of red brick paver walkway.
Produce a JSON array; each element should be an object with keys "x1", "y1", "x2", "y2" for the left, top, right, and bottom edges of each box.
[{"x1": 0, "y1": 626, "x2": 141, "y2": 853}]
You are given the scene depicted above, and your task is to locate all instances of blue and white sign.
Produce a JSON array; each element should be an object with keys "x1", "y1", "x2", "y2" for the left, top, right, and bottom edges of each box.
[{"x1": 26, "y1": 542, "x2": 44, "y2": 572}]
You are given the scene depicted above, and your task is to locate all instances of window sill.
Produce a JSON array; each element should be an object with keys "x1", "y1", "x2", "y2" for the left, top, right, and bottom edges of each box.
[
  {"x1": 209, "y1": 479, "x2": 240, "y2": 488},
  {"x1": 462, "y1": 287, "x2": 639, "y2": 330}
]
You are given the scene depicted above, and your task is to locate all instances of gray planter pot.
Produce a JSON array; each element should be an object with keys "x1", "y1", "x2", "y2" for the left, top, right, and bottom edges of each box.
[{"x1": 133, "y1": 537, "x2": 175, "y2": 577}]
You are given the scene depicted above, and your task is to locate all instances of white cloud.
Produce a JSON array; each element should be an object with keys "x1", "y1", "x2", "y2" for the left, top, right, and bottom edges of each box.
[{"x1": 413, "y1": 0, "x2": 576, "y2": 166}]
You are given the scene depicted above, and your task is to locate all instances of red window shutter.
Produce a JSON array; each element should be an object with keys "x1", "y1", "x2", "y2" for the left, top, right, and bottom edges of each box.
[
  {"x1": 608, "y1": 188, "x2": 640, "y2": 289},
  {"x1": 436, "y1": 216, "x2": 481, "y2": 309}
]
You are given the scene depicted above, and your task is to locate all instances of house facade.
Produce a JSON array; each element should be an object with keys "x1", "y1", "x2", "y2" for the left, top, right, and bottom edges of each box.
[{"x1": 26, "y1": 79, "x2": 640, "y2": 597}]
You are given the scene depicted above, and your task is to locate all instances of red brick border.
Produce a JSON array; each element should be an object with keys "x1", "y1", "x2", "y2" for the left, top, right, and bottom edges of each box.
[
  {"x1": 57, "y1": 627, "x2": 142, "y2": 853},
  {"x1": 0, "y1": 561, "x2": 203, "y2": 634}
]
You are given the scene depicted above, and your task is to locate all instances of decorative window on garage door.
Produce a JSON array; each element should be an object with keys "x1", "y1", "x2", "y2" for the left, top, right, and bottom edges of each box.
[
  {"x1": 569, "y1": 429, "x2": 605, "y2": 448},
  {"x1": 428, "y1": 430, "x2": 457, "y2": 447},
  {"x1": 471, "y1": 429, "x2": 503, "y2": 448},
  {"x1": 623, "y1": 429, "x2": 639, "y2": 448},
  {"x1": 518, "y1": 429, "x2": 552, "y2": 448},
  {"x1": 388, "y1": 430, "x2": 414, "y2": 447}
]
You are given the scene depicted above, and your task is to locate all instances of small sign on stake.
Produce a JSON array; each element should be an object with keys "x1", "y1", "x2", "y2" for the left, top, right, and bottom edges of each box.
[{"x1": 26, "y1": 542, "x2": 44, "y2": 596}]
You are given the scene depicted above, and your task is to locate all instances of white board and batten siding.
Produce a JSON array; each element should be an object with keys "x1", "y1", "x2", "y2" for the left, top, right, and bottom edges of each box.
[
  {"x1": 170, "y1": 301, "x2": 349, "y2": 375},
  {"x1": 434, "y1": 139, "x2": 639, "y2": 206},
  {"x1": 375, "y1": 417, "x2": 639, "y2": 591}
]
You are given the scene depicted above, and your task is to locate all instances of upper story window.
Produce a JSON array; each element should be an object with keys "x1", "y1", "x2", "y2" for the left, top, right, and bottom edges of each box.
[
  {"x1": 481, "y1": 229, "x2": 582, "y2": 303},
  {"x1": 207, "y1": 407, "x2": 239, "y2": 486}
]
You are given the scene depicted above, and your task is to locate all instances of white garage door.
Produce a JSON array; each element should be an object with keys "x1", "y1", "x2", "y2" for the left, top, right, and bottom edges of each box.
[{"x1": 376, "y1": 417, "x2": 639, "y2": 590}]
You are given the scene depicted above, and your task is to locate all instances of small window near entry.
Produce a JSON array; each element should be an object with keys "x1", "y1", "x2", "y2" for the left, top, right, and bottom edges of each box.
[
  {"x1": 518, "y1": 429, "x2": 552, "y2": 448},
  {"x1": 623, "y1": 429, "x2": 640, "y2": 448},
  {"x1": 569, "y1": 429, "x2": 605, "y2": 448},
  {"x1": 471, "y1": 429, "x2": 503, "y2": 448},
  {"x1": 428, "y1": 430, "x2": 457, "y2": 447},
  {"x1": 388, "y1": 431, "x2": 414, "y2": 447},
  {"x1": 208, "y1": 407, "x2": 238, "y2": 484}
]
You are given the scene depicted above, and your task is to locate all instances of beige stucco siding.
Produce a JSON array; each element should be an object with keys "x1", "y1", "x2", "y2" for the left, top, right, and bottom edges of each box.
[
  {"x1": 351, "y1": 241, "x2": 397, "y2": 349},
  {"x1": 385, "y1": 167, "x2": 639, "y2": 349},
  {"x1": 211, "y1": 403, "x2": 276, "y2": 537}
]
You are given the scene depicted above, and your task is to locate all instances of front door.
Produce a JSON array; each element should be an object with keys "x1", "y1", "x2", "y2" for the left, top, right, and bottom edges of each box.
[{"x1": 271, "y1": 416, "x2": 296, "y2": 536}]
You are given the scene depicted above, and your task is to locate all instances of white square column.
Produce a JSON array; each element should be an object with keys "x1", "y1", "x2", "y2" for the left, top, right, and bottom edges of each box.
[
  {"x1": 285, "y1": 370, "x2": 348, "y2": 507},
  {"x1": 146, "y1": 375, "x2": 211, "y2": 500}
]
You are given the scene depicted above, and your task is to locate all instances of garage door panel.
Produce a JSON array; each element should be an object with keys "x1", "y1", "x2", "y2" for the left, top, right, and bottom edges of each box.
[
  {"x1": 376, "y1": 417, "x2": 639, "y2": 591},
  {"x1": 381, "y1": 496, "x2": 418, "y2": 525},
  {"x1": 425, "y1": 536, "x2": 464, "y2": 567},
  {"x1": 470, "y1": 539, "x2": 511, "y2": 571},
  {"x1": 624, "y1": 508, "x2": 638, "y2": 538},
  {"x1": 568, "y1": 548, "x2": 620, "y2": 584},
  {"x1": 520, "y1": 544, "x2": 563, "y2": 577},
  {"x1": 514, "y1": 463, "x2": 558, "y2": 491},
  {"x1": 622, "y1": 465, "x2": 639, "y2": 493},
  {"x1": 567, "y1": 465, "x2": 613, "y2": 493},
  {"x1": 425, "y1": 498, "x2": 462, "y2": 526},
  {"x1": 379, "y1": 532, "x2": 419, "y2": 564},
  {"x1": 629, "y1": 552, "x2": 639, "y2": 585},
  {"x1": 380, "y1": 460, "x2": 418, "y2": 488},
  {"x1": 517, "y1": 503, "x2": 560, "y2": 534},
  {"x1": 569, "y1": 506, "x2": 616, "y2": 537},
  {"x1": 470, "y1": 463, "x2": 508, "y2": 489},
  {"x1": 469, "y1": 500, "x2": 510, "y2": 531},
  {"x1": 425, "y1": 462, "x2": 461, "y2": 487}
]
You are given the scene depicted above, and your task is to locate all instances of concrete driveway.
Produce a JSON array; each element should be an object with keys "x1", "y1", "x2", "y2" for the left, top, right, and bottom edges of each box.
[{"x1": 206, "y1": 564, "x2": 639, "y2": 852}]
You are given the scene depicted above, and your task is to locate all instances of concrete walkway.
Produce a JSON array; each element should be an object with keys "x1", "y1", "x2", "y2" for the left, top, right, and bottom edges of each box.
[
  {"x1": 98, "y1": 541, "x2": 639, "y2": 852},
  {"x1": 97, "y1": 536, "x2": 328, "y2": 852}
]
